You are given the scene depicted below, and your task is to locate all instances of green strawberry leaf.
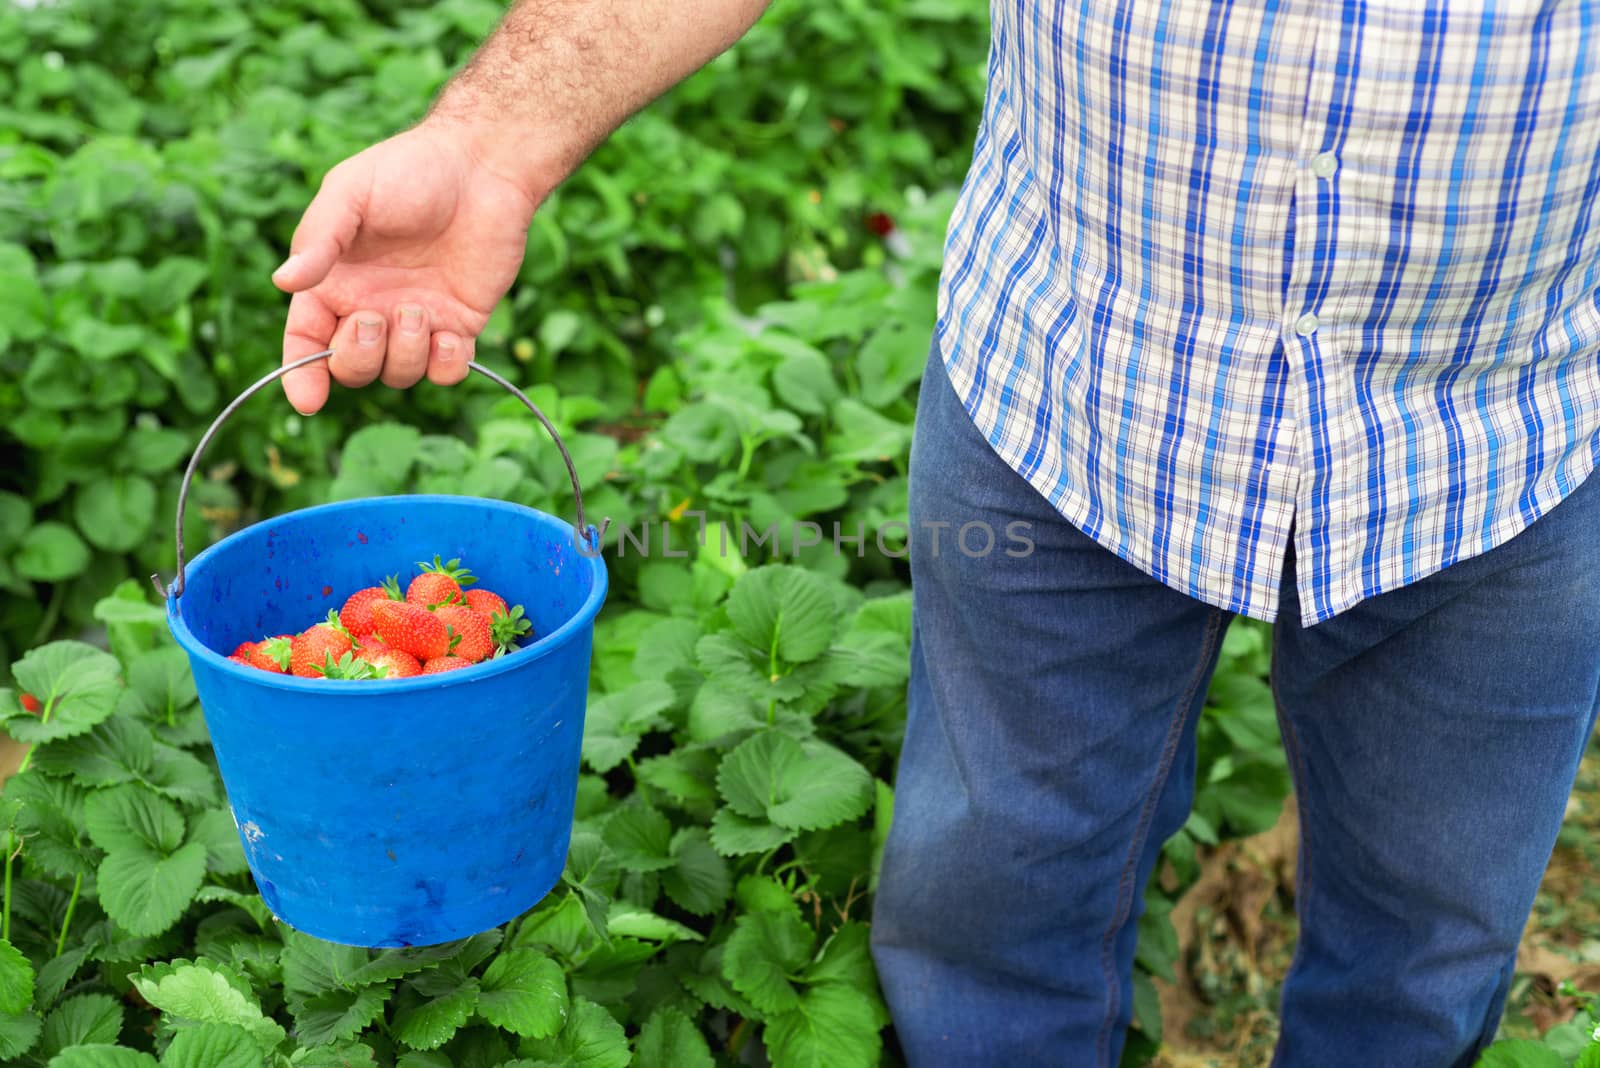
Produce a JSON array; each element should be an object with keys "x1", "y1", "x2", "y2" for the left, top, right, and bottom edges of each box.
[
  {"x1": 633, "y1": 1005, "x2": 713, "y2": 1068},
  {"x1": 476, "y1": 949, "x2": 567, "y2": 1039},
  {"x1": 394, "y1": 1054, "x2": 450, "y2": 1068},
  {"x1": 717, "y1": 732, "x2": 873, "y2": 832},
  {"x1": 802, "y1": 923, "x2": 888, "y2": 1026},
  {"x1": 158, "y1": 1021, "x2": 263, "y2": 1068},
  {"x1": 292, "y1": 983, "x2": 391, "y2": 1046},
  {"x1": 581, "y1": 681, "x2": 675, "y2": 773},
  {"x1": 695, "y1": 633, "x2": 806, "y2": 702},
  {"x1": 630, "y1": 617, "x2": 700, "y2": 679},
  {"x1": 84, "y1": 785, "x2": 184, "y2": 854},
  {"x1": 827, "y1": 631, "x2": 909, "y2": 688},
  {"x1": 187, "y1": 808, "x2": 249, "y2": 876},
  {"x1": 601, "y1": 804, "x2": 674, "y2": 873},
  {"x1": 0, "y1": 1008, "x2": 42, "y2": 1060},
  {"x1": 677, "y1": 945, "x2": 761, "y2": 1019},
  {"x1": 39, "y1": 992, "x2": 123, "y2": 1056},
  {"x1": 660, "y1": 829, "x2": 731, "y2": 916},
  {"x1": 515, "y1": 997, "x2": 629, "y2": 1068},
  {"x1": 770, "y1": 343, "x2": 840, "y2": 416},
  {"x1": 510, "y1": 894, "x2": 591, "y2": 960},
  {"x1": 802, "y1": 921, "x2": 876, "y2": 988},
  {"x1": 735, "y1": 875, "x2": 799, "y2": 918},
  {"x1": 34, "y1": 947, "x2": 91, "y2": 1010},
  {"x1": 280, "y1": 933, "x2": 373, "y2": 1011},
  {"x1": 13, "y1": 523, "x2": 90, "y2": 583},
  {"x1": 3, "y1": 774, "x2": 97, "y2": 881},
  {"x1": 75, "y1": 475, "x2": 157, "y2": 553},
  {"x1": 604, "y1": 903, "x2": 703, "y2": 944},
  {"x1": 341, "y1": 940, "x2": 479, "y2": 988},
  {"x1": 140, "y1": 745, "x2": 219, "y2": 807},
  {"x1": 685, "y1": 681, "x2": 765, "y2": 743},
  {"x1": 634, "y1": 745, "x2": 719, "y2": 805},
  {"x1": 561, "y1": 833, "x2": 617, "y2": 945},
  {"x1": 329, "y1": 423, "x2": 421, "y2": 500},
  {"x1": 1474, "y1": 1041, "x2": 1564, "y2": 1068},
  {"x1": 41, "y1": 1044, "x2": 156, "y2": 1068},
  {"x1": 391, "y1": 979, "x2": 479, "y2": 1051},
  {"x1": 131, "y1": 959, "x2": 286, "y2": 1048},
  {"x1": 3, "y1": 642, "x2": 122, "y2": 743},
  {"x1": 707, "y1": 807, "x2": 794, "y2": 857},
  {"x1": 125, "y1": 648, "x2": 197, "y2": 727},
  {"x1": 0, "y1": 938, "x2": 34, "y2": 1015},
  {"x1": 29, "y1": 717, "x2": 154, "y2": 787},
  {"x1": 96, "y1": 831, "x2": 208, "y2": 937},
  {"x1": 288, "y1": 1043, "x2": 378, "y2": 1068},
  {"x1": 91, "y1": 587, "x2": 167, "y2": 625},
  {"x1": 725, "y1": 565, "x2": 838, "y2": 664},
  {"x1": 762, "y1": 981, "x2": 883, "y2": 1068},
  {"x1": 721, "y1": 911, "x2": 814, "y2": 1015},
  {"x1": 191, "y1": 887, "x2": 272, "y2": 932}
]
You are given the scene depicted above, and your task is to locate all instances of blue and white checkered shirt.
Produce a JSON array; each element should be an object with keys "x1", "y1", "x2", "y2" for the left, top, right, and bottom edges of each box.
[{"x1": 937, "y1": 0, "x2": 1600, "y2": 625}]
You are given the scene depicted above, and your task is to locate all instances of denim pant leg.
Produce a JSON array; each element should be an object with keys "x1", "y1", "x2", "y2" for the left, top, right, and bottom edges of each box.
[
  {"x1": 870, "y1": 347, "x2": 1233, "y2": 1066},
  {"x1": 1270, "y1": 467, "x2": 1600, "y2": 1068}
]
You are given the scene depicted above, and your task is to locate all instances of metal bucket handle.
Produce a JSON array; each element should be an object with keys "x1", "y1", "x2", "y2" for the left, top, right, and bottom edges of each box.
[{"x1": 154, "y1": 349, "x2": 610, "y2": 599}]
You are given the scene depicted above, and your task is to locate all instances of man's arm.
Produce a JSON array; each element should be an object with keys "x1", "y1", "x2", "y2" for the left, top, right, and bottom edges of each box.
[{"x1": 273, "y1": 0, "x2": 771, "y2": 415}]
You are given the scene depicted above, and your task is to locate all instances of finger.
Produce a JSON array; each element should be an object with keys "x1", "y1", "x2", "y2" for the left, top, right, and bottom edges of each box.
[
  {"x1": 272, "y1": 162, "x2": 365, "y2": 293},
  {"x1": 282, "y1": 290, "x2": 338, "y2": 415},
  {"x1": 381, "y1": 303, "x2": 431, "y2": 389},
  {"x1": 327, "y1": 310, "x2": 388, "y2": 389},
  {"x1": 426, "y1": 331, "x2": 472, "y2": 388}
]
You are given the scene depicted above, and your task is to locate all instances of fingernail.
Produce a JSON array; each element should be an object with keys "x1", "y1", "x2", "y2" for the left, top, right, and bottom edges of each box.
[
  {"x1": 357, "y1": 316, "x2": 382, "y2": 344},
  {"x1": 273, "y1": 253, "x2": 300, "y2": 278},
  {"x1": 398, "y1": 305, "x2": 423, "y2": 334},
  {"x1": 437, "y1": 338, "x2": 458, "y2": 361}
]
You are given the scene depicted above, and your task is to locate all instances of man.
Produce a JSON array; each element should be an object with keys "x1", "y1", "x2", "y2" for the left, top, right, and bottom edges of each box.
[{"x1": 275, "y1": 2, "x2": 1600, "y2": 1065}]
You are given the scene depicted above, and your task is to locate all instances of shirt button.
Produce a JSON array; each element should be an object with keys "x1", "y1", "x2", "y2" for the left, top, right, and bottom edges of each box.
[
  {"x1": 1295, "y1": 313, "x2": 1320, "y2": 336},
  {"x1": 1311, "y1": 152, "x2": 1339, "y2": 179}
]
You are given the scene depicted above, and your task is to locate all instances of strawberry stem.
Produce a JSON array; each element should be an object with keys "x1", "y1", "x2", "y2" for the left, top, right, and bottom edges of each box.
[{"x1": 55, "y1": 871, "x2": 82, "y2": 957}]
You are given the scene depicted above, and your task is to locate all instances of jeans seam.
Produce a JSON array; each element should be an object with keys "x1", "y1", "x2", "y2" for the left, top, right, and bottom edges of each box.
[
  {"x1": 1094, "y1": 607, "x2": 1227, "y2": 1067},
  {"x1": 1267, "y1": 627, "x2": 1313, "y2": 1068}
]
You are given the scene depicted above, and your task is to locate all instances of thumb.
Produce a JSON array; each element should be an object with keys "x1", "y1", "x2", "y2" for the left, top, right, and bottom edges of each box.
[{"x1": 272, "y1": 163, "x2": 366, "y2": 292}]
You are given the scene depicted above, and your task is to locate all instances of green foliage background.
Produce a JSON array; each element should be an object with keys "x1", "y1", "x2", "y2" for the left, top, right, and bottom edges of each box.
[
  {"x1": 0, "y1": 0, "x2": 1583, "y2": 1065},
  {"x1": 0, "y1": 0, "x2": 984, "y2": 658}
]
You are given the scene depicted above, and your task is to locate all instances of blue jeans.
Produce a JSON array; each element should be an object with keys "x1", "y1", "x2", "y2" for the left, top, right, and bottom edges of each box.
[{"x1": 870, "y1": 348, "x2": 1600, "y2": 1067}]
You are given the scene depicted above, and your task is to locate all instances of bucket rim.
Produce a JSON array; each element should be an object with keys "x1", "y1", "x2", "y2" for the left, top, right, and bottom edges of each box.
[{"x1": 165, "y1": 494, "x2": 608, "y2": 694}]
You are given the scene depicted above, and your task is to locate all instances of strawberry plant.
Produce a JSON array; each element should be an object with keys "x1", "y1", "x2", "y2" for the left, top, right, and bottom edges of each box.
[
  {"x1": 0, "y1": 0, "x2": 990, "y2": 664},
  {"x1": 1475, "y1": 983, "x2": 1600, "y2": 1066},
  {"x1": 0, "y1": 555, "x2": 909, "y2": 1066}
]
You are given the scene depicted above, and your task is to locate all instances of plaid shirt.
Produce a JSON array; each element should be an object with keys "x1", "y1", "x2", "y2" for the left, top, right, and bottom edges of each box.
[{"x1": 936, "y1": 0, "x2": 1600, "y2": 625}]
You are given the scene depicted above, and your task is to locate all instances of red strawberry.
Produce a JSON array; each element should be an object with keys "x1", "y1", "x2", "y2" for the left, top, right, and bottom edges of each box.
[
  {"x1": 340, "y1": 576, "x2": 402, "y2": 635},
  {"x1": 358, "y1": 647, "x2": 422, "y2": 678},
  {"x1": 19, "y1": 693, "x2": 42, "y2": 715},
  {"x1": 258, "y1": 635, "x2": 293, "y2": 671},
  {"x1": 406, "y1": 556, "x2": 475, "y2": 608},
  {"x1": 290, "y1": 611, "x2": 355, "y2": 678},
  {"x1": 355, "y1": 631, "x2": 386, "y2": 650},
  {"x1": 371, "y1": 600, "x2": 451, "y2": 660},
  {"x1": 488, "y1": 604, "x2": 534, "y2": 656},
  {"x1": 422, "y1": 655, "x2": 471, "y2": 675},
  {"x1": 463, "y1": 588, "x2": 508, "y2": 617},
  {"x1": 434, "y1": 605, "x2": 493, "y2": 663},
  {"x1": 229, "y1": 640, "x2": 288, "y2": 673}
]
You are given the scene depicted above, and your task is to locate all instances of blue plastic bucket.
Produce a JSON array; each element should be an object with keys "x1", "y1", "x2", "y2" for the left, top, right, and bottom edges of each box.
[{"x1": 160, "y1": 354, "x2": 608, "y2": 947}]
